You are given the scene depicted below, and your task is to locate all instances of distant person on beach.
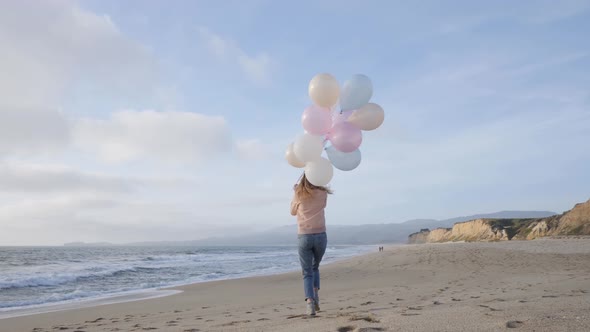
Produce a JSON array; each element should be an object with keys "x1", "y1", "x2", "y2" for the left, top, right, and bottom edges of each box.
[{"x1": 290, "y1": 174, "x2": 332, "y2": 316}]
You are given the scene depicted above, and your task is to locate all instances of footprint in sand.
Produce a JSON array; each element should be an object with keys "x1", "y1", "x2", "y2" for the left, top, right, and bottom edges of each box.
[
  {"x1": 360, "y1": 301, "x2": 375, "y2": 306},
  {"x1": 286, "y1": 314, "x2": 315, "y2": 320},
  {"x1": 257, "y1": 318, "x2": 270, "y2": 321},
  {"x1": 506, "y1": 321, "x2": 524, "y2": 328},
  {"x1": 348, "y1": 314, "x2": 380, "y2": 323},
  {"x1": 220, "y1": 320, "x2": 251, "y2": 326},
  {"x1": 337, "y1": 326, "x2": 355, "y2": 332},
  {"x1": 183, "y1": 329, "x2": 200, "y2": 332}
]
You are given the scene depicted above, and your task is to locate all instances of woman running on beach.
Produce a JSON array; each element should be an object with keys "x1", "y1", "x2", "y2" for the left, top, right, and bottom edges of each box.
[{"x1": 290, "y1": 174, "x2": 332, "y2": 316}]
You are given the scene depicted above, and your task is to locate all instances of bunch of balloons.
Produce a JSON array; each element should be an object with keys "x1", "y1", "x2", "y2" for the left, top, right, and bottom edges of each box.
[{"x1": 285, "y1": 73, "x2": 385, "y2": 186}]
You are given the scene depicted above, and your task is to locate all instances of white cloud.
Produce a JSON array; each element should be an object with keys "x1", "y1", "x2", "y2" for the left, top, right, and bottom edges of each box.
[
  {"x1": 0, "y1": 192, "x2": 265, "y2": 245},
  {"x1": 198, "y1": 27, "x2": 274, "y2": 84},
  {"x1": 73, "y1": 110, "x2": 233, "y2": 163},
  {"x1": 0, "y1": 160, "x2": 134, "y2": 194},
  {"x1": 0, "y1": 107, "x2": 70, "y2": 155},
  {"x1": 0, "y1": 0, "x2": 158, "y2": 155},
  {"x1": 0, "y1": 0, "x2": 156, "y2": 98}
]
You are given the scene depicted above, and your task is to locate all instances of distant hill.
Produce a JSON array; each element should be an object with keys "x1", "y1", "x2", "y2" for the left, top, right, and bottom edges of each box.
[
  {"x1": 64, "y1": 242, "x2": 114, "y2": 247},
  {"x1": 65, "y1": 210, "x2": 556, "y2": 246},
  {"x1": 408, "y1": 200, "x2": 589, "y2": 244},
  {"x1": 199, "y1": 210, "x2": 557, "y2": 246}
]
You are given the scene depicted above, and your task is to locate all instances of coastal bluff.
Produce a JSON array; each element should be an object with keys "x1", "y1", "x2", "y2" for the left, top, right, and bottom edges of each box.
[{"x1": 408, "y1": 199, "x2": 590, "y2": 244}]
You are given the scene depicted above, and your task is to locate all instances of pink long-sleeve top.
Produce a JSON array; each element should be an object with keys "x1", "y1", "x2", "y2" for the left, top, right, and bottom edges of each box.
[{"x1": 290, "y1": 189, "x2": 327, "y2": 235}]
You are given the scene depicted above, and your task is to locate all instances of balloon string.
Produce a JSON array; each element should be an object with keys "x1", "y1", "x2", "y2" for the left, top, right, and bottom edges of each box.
[{"x1": 296, "y1": 172, "x2": 304, "y2": 185}]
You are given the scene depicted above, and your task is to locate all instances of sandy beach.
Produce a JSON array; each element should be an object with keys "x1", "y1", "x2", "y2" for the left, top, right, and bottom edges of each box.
[{"x1": 2, "y1": 238, "x2": 589, "y2": 332}]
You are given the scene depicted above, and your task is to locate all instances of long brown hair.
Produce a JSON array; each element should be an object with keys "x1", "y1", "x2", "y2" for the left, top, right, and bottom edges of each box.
[{"x1": 295, "y1": 173, "x2": 333, "y2": 200}]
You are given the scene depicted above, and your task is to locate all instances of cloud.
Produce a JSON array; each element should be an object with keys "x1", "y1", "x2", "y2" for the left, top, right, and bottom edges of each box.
[
  {"x1": 0, "y1": 0, "x2": 158, "y2": 155},
  {"x1": 198, "y1": 27, "x2": 274, "y2": 84},
  {"x1": 0, "y1": 160, "x2": 134, "y2": 194},
  {"x1": 0, "y1": 108, "x2": 70, "y2": 155},
  {"x1": 0, "y1": 193, "x2": 262, "y2": 245},
  {"x1": 73, "y1": 110, "x2": 233, "y2": 163}
]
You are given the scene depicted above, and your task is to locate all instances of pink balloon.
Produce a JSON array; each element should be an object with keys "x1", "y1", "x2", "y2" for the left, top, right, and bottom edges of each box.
[
  {"x1": 332, "y1": 110, "x2": 353, "y2": 125},
  {"x1": 328, "y1": 121, "x2": 362, "y2": 153},
  {"x1": 302, "y1": 105, "x2": 332, "y2": 135}
]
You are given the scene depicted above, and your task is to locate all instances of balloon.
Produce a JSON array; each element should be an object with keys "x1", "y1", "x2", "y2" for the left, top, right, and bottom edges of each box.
[
  {"x1": 308, "y1": 73, "x2": 340, "y2": 108},
  {"x1": 305, "y1": 157, "x2": 333, "y2": 186},
  {"x1": 326, "y1": 146, "x2": 361, "y2": 171},
  {"x1": 302, "y1": 105, "x2": 332, "y2": 135},
  {"x1": 348, "y1": 103, "x2": 384, "y2": 131},
  {"x1": 328, "y1": 121, "x2": 362, "y2": 153},
  {"x1": 293, "y1": 133, "x2": 324, "y2": 162},
  {"x1": 340, "y1": 74, "x2": 373, "y2": 111},
  {"x1": 285, "y1": 142, "x2": 305, "y2": 168},
  {"x1": 332, "y1": 109, "x2": 353, "y2": 125}
]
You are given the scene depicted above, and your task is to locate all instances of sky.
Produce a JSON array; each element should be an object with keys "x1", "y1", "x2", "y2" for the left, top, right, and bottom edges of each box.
[{"x1": 1, "y1": 0, "x2": 589, "y2": 245}]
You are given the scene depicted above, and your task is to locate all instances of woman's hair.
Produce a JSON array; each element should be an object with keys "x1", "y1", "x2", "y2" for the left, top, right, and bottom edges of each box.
[{"x1": 295, "y1": 173, "x2": 333, "y2": 200}]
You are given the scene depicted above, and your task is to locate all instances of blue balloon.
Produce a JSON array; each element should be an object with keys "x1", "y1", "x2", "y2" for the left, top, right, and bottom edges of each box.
[
  {"x1": 326, "y1": 146, "x2": 361, "y2": 171},
  {"x1": 340, "y1": 74, "x2": 373, "y2": 111}
]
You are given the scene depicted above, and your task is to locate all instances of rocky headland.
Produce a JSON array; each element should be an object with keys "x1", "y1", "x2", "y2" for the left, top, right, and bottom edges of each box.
[{"x1": 408, "y1": 199, "x2": 590, "y2": 244}]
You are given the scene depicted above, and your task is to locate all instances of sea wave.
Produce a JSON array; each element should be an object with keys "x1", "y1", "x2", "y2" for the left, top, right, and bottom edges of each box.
[{"x1": 0, "y1": 266, "x2": 140, "y2": 290}]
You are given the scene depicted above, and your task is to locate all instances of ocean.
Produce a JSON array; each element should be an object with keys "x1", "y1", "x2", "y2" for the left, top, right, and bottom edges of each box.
[{"x1": 0, "y1": 245, "x2": 371, "y2": 314}]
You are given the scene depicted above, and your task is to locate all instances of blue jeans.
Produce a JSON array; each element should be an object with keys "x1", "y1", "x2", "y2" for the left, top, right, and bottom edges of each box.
[{"x1": 298, "y1": 232, "x2": 327, "y2": 301}]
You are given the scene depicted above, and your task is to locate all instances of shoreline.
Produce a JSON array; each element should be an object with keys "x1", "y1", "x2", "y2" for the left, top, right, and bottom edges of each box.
[
  {"x1": 0, "y1": 245, "x2": 379, "y2": 320},
  {"x1": 0, "y1": 290, "x2": 182, "y2": 320},
  {"x1": 1, "y1": 239, "x2": 589, "y2": 332}
]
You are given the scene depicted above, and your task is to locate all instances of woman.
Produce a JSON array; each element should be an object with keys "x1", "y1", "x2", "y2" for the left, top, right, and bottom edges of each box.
[{"x1": 290, "y1": 173, "x2": 332, "y2": 316}]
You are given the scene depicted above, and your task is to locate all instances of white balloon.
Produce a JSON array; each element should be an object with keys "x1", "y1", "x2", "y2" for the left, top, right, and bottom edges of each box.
[
  {"x1": 309, "y1": 73, "x2": 340, "y2": 108},
  {"x1": 293, "y1": 133, "x2": 324, "y2": 162},
  {"x1": 305, "y1": 157, "x2": 334, "y2": 186},
  {"x1": 348, "y1": 103, "x2": 384, "y2": 131},
  {"x1": 285, "y1": 142, "x2": 305, "y2": 168},
  {"x1": 326, "y1": 146, "x2": 361, "y2": 171},
  {"x1": 340, "y1": 74, "x2": 373, "y2": 111}
]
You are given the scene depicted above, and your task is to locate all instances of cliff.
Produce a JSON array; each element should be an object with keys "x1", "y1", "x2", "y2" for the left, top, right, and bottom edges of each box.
[{"x1": 408, "y1": 199, "x2": 590, "y2": 244}]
